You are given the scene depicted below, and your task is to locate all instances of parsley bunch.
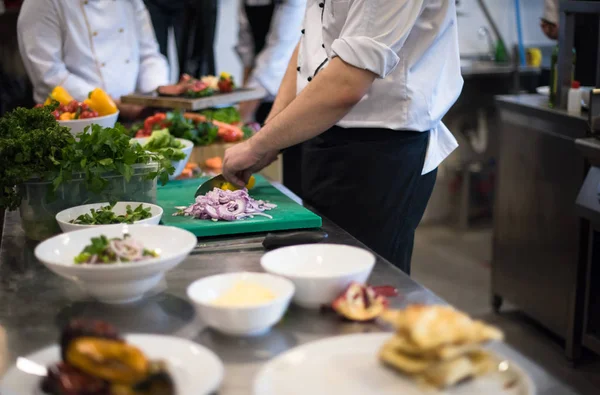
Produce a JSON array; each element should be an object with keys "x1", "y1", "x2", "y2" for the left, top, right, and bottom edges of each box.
[{"x1": 0, "y1": 106, "x2": 74, "y2": 210}]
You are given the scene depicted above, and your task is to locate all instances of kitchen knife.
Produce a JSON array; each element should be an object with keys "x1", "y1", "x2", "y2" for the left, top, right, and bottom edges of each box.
[
  {"x1": 194, "y1": 174, "x2": 229, "y2": 197},
  {"x1": 192, "y1": 230, "x2": 328, "y2": 254}
]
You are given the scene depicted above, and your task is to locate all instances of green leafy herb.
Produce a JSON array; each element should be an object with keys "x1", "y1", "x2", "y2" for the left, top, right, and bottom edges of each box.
[
  {"x1": 54, "y1": 123, "x2": 175, "y2": 195},
  {"x1": 70, "y1": 203, "x2": 153, "y2": 225},
  {"x1": 0, "y1": 106, "x2": 74, "y2": 210},
  {"x1": 200, "y1": 107, "x2": 241, "y2": 125},
  {"x1": 186, "y1": 88, "x2": 215, "y2": 98},
  {"x1": 141, "y1": 129, "x2": 186, "y2": 161}
]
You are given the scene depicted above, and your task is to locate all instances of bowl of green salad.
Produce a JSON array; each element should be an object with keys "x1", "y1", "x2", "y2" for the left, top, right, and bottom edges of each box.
[
  {"x1": 56, "y1": 202, "x2": 163, "y2": 233},
  {"x1": 34, "y1": 224, "x2": 196, "y2": 304},
  {"x1": 132, "y1": 129, "x2": 193, "y2": 180}
]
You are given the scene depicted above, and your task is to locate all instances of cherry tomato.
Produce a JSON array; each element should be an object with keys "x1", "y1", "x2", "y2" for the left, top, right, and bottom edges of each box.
[
  {"x1": 80, "y1": 102, "x2": 89, "y2": 111},
  {"x1": 34, "y1": 104, "x2": 44, "y2": 109},
  {"x1": 58, "y1": 104, "x2": 67, "y2": 112},
  {"x1": 220, "y1": 129, "x2": 242, "y2": 143},
  {"x1": 89, "y1": 110, "x2": 99, "y2": 118},
  {"x1": 51, "y1": 110, "x2": 61, "y2": 120},
  {"x1": 66, "y1": 100, "x2": 79, "y2": 113}
]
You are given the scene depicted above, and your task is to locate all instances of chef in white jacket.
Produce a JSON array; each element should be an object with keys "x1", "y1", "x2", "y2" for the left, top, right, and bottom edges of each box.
[
  {"x1": 17, "y1": 0, "x2": 169, "y2": 119},
  {"x1": 222, "y1": 0, "x2": 463, "y2": 275}
]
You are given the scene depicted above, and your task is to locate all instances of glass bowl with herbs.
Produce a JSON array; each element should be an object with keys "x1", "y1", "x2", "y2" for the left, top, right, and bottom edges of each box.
[
  {"x1": 55, "y1": 202, "x2": 163, "y2": 232},
  {"x1": 0, "y1": 105, "x2": 175, "y2": 241}
]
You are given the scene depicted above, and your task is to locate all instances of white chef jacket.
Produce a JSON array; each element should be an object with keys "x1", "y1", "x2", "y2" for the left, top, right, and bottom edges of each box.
[
  {"x1": 544, "y1": 0, "x2": 559, "y2": 24},
  {"x1": 298, "y1": 0, "x2": 463, "y2": 174},
  {"x1": 236, "y1": 0, "x2": 306, "y2": 99},
  {"x1": 17, "y1": 0, "x2": 169, "y2": 104}
]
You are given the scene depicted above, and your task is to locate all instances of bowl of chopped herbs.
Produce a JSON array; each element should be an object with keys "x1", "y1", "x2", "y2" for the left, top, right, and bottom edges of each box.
[{"x1": 56, "y1": 202, "x2": 163, "y2": 232}]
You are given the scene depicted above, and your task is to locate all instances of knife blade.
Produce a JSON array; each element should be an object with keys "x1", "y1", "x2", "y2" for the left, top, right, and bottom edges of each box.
[
  {"x1": 191, "y1": 230, "x2": 328, "y2": 254},
  {"x1": 194, "y1": 174, "x2": 232, "y2": 197}
]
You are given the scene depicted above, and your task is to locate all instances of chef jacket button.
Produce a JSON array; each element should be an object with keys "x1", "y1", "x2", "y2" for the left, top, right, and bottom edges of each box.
[
  {"x1": 301, "y1": 29, "x2": 305, "y2": 34},
  {"x1": 125, "y1": 59, "x2": 130, "y2": 64},
  {"x1": 297, "y1": 67, "x2": 301, "y2": 72},
  {"x1": 101, "y1": 62, "x2": 106, "y2": 67},
  {"x1": 119, "y1": 28, "x2": 124, "y2": 33},
  {"x1": 319, "y1": 3, "x2": 324, "y2": 7},
  {"x1": 83, "y1": 0, "x2": 88, "y2": 4},
  {"x1": 322, "y1": 44, "x2": 325, "y2": 48},
  {"x1": 93, "y1": 31, "x2": 98, "y2": 37},
  {"x1": 307, "y1": 77, "x2": 313, "y2": 82}
]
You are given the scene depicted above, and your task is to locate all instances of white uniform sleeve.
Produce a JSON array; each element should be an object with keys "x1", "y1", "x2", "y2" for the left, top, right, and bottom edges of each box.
[
  {"x1": 133, "y1": 0, "x2": 169, "y2": 93},
  {"x1": 330, "y1": 0, "x2": 425, "y2": 78},
  {"x1": 543, "y1": 0, "x2": 559, "y2": 25},
  {"x1": 17, "y1": 0, "x2": 95, "y2": 103},
  {"x1": 236, "y1": 0, "x2": 256, "y2": 68},
  {"x1": 246, "y1": 0, "x2": 305, "y2": 96}
]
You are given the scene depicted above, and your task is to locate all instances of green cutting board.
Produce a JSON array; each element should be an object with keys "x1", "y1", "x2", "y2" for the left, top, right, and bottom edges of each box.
[{"x1": 157, "y1": 176, "x2": 322, "y2": 237}]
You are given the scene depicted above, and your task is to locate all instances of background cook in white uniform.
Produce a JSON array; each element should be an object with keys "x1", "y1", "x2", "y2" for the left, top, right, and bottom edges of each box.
[{"x1": 17, "y1": 0, "x2": 168, "y2": 112}]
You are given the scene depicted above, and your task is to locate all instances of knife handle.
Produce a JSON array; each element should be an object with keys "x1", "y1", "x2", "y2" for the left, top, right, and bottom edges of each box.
[{"x1": 262, "y1": 230, "x2": 328, "y2": 250}]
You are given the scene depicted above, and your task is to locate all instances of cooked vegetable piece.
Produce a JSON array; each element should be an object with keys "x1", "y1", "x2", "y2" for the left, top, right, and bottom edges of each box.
[{"x1": 66, "y1": 337, "x2": 149, "y2": 385}]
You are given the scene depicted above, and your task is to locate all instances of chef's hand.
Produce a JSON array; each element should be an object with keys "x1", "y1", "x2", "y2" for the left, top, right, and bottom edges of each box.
[
  {"x1": 222, "y1": 139, "x2": 278, "y2": 187},
  {"x1": 541, "y1": 20, "x2": 559, "y2": 40}
]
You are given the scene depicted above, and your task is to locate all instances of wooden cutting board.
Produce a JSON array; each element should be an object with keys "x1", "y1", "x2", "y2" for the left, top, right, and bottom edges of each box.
[
  {"x1": 120, "y1": 89, "x2": 265, "y2": 111},
  {"x1": 157, "y1": 176, "x2": 322, "y2": 237}
]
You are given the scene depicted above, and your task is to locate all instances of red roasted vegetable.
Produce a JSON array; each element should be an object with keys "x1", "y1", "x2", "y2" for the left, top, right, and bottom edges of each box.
[{"x1": 332, "y1": 282, "x2": 389, "y2": 322}]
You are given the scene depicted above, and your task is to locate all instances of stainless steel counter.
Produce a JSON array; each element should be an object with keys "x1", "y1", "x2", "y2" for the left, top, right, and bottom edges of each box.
[{"x1": 0, "y1": 185, "x2": 581, "y2": 395}]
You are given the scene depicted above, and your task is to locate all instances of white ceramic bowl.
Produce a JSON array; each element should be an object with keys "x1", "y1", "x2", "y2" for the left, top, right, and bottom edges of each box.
[
  {"x1": 187, "y1": 272, "x2": 295, "y2": 336},
  {"x1": 260, "y1": 244, "x2": 375, "y2": 309},
  {"x1": 58, "y1": 111, "x2": 119, "y2": 137},
  {"x1": 56, "y1": 202, "x2": 163, "y2": 233},
  {"x1": 35, "y1": 224, "x2": 197, "y2": 304}
]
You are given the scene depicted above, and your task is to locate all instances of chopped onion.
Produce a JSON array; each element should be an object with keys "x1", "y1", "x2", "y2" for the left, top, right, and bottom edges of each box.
[{"x1": 178, "y1": 187, "x2": 276, "y2": 222}]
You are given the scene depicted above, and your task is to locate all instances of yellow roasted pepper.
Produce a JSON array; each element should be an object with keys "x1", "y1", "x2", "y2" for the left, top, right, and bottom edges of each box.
[
  {"x1": 44, "y1": 86, "x2": 74, "y2": 105},
  {"x1": 66, "y1": 337, "x2": 149, "y2": 385},
  {"x1": 86, "y1": 88, "x2": 118, "y2": 116}
]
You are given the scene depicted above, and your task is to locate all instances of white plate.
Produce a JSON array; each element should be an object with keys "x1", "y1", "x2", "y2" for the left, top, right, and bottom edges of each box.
[
  {"x1": 0, "y1": 334, "x2": 224, "y2": 395},
  {"x1": 254, "y1": 333, "x2": 535, "y2": 395}
]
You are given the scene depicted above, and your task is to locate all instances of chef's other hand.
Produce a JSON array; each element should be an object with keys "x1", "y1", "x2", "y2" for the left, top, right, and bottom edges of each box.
[
  {"x1": 222, "y1": 139, "x2": 278, "y2": 187},
  {"x1": 114, "y1": 99, "x2": 146, "y2": 120},
  {"x1": 541, "y1": 20, "x2": 558, "y2": 40}
]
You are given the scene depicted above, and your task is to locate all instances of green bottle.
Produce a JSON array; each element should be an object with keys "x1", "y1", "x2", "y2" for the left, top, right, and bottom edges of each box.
[{"x1": 549, "y1": 45, "x2": 576, "y2": 108}]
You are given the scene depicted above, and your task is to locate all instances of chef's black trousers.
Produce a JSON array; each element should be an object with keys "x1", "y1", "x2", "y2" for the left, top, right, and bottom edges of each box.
[{"x1": 302, "y1": 126, "x2": 436, "y2": 275}]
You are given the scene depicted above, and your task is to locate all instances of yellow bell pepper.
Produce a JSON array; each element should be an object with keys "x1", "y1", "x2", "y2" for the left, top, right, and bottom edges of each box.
[
  {"x1": 220, "y1": 175, "x2": 255, "y2": 191},
  {"x1": 87, "y1": 88, "x2": 118, "y2": 116},
  {"x1": 45, "y1": 86, "x2": 74, "y2": 105}
]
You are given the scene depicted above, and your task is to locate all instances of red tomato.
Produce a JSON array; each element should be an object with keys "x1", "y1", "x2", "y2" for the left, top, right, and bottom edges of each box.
[
  {"x1": 66, "y1": 100, "x2": 79, "y2": 113},
  {"x1": 51, "y1": 110, "x2": 60, "y2": 120},
  {"x1": 89, "y1": 110, "x2": 99, "y2": 118},
  {"x1": 220, "y1": 129, "x2": 242, "y2": 142},
  {"x1": 79, "y1": 111, "x2": 93, "y2": 119},
  {"x1": 34, "y1": 104, "x2": 44, "y2": 109},
  {"x1": 80, "y1": 102, "x2": 89, "y2": 111}
]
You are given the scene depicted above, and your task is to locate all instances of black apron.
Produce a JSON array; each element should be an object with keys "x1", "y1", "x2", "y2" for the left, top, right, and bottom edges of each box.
[{"x1": 302, "y1": 126, "x2": 437, "y2": 275}]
